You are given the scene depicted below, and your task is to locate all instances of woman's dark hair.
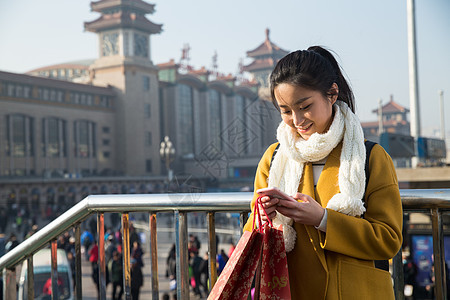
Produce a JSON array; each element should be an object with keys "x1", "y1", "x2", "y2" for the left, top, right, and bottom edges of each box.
[{"x1": 269, "y1": 46, "x2": 355, "y2": 113}]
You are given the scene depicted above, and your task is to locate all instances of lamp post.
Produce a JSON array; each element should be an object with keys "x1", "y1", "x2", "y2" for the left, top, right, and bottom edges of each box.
[{"x1": 159, "y1": 136, "x2": 176, "y2": 186}]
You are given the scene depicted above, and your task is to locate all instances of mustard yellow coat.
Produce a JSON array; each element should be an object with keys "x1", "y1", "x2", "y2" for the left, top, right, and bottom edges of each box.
[{"x1": 243, "y1": 142, "x2": 403, "y2": 300}]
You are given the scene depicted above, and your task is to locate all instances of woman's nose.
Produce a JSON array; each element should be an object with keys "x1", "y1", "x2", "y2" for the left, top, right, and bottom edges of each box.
[{"x1": 293, "y1": 111, "x2": 304, "y2": 127}]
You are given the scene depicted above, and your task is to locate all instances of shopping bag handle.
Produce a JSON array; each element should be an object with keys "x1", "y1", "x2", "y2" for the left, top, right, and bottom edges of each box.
[{"x1": 252, "y1": 196, "x2": 274, "y2": 232}]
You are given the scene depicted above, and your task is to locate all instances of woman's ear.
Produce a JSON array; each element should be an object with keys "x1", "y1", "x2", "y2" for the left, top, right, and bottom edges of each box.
[{"x1": 328, "y1": 83, "x2": 339, "y2": 104}]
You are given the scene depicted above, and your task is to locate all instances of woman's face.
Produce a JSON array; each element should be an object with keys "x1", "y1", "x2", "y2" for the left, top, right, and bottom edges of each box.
[{"x1": 274, "y1": 83, "x2": 337, "y2": 140}]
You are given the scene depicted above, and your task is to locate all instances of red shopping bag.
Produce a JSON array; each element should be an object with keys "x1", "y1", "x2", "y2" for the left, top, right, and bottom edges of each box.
[
  {"x1": 258, "y1": 224, "x2": 291, "y2": 299},
  {"x1": 253, "y1": 199, "x2": 291, "y2": 300},
  {"x1": 208, "y1": 198, "x2": 265, "y2": 300}
]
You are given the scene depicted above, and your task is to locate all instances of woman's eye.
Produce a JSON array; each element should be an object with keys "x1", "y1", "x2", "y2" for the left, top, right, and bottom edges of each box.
[
  {"x1": 300, "y1": 104, "x2": 311, "y2": 110},
  {"x1": 281, "y1": 110, "x2": 291, "y2": 114}
]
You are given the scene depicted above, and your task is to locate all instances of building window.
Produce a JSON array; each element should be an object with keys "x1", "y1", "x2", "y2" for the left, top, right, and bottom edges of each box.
[
  {"x1": 42, "y1": 118, "x2": 67, "y2": 157},
  {"x1": 7, "y1": 83, "x2": 14, "y2": 97},
  {"x1": 146, "y1": 132, "x2": 152, "y2": 146},
  {"x1": 23, "y1": 86, "x2": 31, "y2": 98},
  {"x1": 103, "y1": 139, "x2": 110, "y2": 146},
  {"x1": 209, "y1": 89, "x2": 222, "y2": 150},
  {"x1": 144, "y1": 103, "x2": 151, "y2": 118},
  {"x1": 146, "y1": 159, "x2": 152, "y2": 172},
  {"x1": 177, "y1": 84, "x2": 194, "y2": 156},
  {"x1": 102, "y1": 126, "x2": 110, "y2": 134},
  {"x1": 143, "y1": 76, "x2": 150, "y2": 91},
  {"x1": 16, "y1": 85, "x2": 23, "y2": 97},
  {"x1": 103, "y1": 151, "x2": 110, "y2": 158},
  {"x1": 74, "y1": 120, "x2": 96, "y2": 158},
  {"x1": 87, "y1": 95, "x2": 93, "y2": 106},
  {"x1": 57, "y1": 91, "x2": 64, "y2": 102},
  {"x1": 6, "y1": 114, "x2": 34, "y2": 157}
]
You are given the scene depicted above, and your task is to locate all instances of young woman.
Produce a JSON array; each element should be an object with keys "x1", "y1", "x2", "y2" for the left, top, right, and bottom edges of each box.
[{"x1": 243, "y1": 46, "x2": 403, "y2": 299}]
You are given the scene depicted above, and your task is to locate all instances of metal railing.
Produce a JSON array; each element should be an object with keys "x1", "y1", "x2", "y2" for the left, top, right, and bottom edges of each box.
[{"x1": 1, "y1": 189, "x2": 450, "y2": 300}]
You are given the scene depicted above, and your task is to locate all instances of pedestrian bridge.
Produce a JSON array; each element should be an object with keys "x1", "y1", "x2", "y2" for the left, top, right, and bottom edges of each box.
[{"x1": 1, "y1": 190, "x2": 450, "y2": 300}]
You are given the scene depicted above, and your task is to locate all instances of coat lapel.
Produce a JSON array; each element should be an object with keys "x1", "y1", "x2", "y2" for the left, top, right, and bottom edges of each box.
[
  {"x1": 300, "y1": 143, "x2": 343, "y2": 273},
  {"x1": 301, "y1": 162, "x2": 328, "y2": 272}
]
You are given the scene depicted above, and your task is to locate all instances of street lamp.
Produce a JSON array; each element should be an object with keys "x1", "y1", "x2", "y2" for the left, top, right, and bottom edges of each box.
[{"x1": 159, "y1": 136, "x2": 176, "y2": 183}]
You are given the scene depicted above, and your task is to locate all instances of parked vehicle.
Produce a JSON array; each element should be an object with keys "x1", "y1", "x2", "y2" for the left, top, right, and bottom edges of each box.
[{"x1": 18, "y1": 248, "x2": 74, "y2": 300}]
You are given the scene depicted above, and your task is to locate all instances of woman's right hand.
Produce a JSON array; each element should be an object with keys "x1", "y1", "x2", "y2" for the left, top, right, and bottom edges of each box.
[{"x1": 259, "y1": 196, "x2": 280, "y2": 223}]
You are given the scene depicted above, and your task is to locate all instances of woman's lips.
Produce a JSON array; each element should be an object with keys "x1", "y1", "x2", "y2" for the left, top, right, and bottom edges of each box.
[{"x1": 296, "y1": 123, "x2": 312, "y2": 133}]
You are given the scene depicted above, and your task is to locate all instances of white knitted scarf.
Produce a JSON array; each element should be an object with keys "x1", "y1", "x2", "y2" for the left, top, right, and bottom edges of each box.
[{"x1": 269, "y1": 101, "x2": 366, "y2": 252}]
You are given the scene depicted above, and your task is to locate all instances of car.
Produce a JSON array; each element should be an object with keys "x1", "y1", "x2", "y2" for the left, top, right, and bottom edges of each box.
[{"x1": 18, "y1": 248, "x2": 74, "y2": 300}]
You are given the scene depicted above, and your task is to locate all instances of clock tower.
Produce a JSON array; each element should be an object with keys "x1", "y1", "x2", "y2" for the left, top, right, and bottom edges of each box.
[{"x1": 85, "y1": 0, "x2": 163, "y2": 176}]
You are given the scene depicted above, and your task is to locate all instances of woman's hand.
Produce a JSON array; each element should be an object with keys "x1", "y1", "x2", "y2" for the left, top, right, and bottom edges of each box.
[
  {"x1": 275, "y1": 193, "x2": 325, "y2": 227},
  {"x1": 259, "y1": 196, "x2": 279, "y2": 223}
]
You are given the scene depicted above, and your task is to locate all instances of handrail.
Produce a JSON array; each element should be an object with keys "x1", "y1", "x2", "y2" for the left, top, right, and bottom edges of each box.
[
  {"x1": 0, "y1": 192, "x2": 251, "y2": 270},
  {"x1": 1, "y1": 189, "x2": 450, "y2": 300}
]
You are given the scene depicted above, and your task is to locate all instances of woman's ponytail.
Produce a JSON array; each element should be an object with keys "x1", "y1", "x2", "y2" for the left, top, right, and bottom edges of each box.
[{"x1": 307, "y1": 46, "x2": 355, "y2": 112}]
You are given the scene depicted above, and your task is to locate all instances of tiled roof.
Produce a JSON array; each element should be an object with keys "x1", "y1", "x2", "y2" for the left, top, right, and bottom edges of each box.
[
  {"x1": 361, "y1": 119, "x2": 409, "y2": 128},
  {"x1": 157, "y1": 59, "x2": 179, "y2": 69},
  {"x1": 0, "y1": 71, "x2": 115, "y2": 95},
  {"x1": 372, "y1": 99, "x2": 409, "y2": 114},
  {"x1": 26, "y1": 62, "x2": 92, "y2": 74},
  {"x1": 189, "y1": 67, "x2": 210, "y2": 76},
  {"x1": 216, "y1": 73, "x2": 235, "y2": 81},
  {"x1": 246, "y1": 29, "x2": 289, "y2": 58},
  {"x1": 242, "y1": 58, "x2": 275, "y2": 72},
  {"x1": 84, "y1": 12, "x2": 162, "y2": 34},
  {"x1": 90, "y1": 0, "x2": 156, "y2": 14}
]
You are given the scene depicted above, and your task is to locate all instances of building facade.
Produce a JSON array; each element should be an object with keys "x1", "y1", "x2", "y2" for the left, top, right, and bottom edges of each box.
[{"x1": 0, "y1": 0, "x2": 283, "y2": 214}]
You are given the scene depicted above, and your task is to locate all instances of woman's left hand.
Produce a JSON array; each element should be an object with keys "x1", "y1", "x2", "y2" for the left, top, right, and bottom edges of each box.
[{"x1": 275, "y1": 193, "x2": 325, "y2": 227}]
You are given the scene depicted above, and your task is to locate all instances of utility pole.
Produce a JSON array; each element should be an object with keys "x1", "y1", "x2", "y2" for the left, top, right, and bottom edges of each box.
[
  {"x1": 439, "y1": 90, "x2": 445, "y2": 140},
  {"x1": 378, "y1": 98, "x2": 384, "y2": 135},
  {"x1": 407, "y1": 0, "x2": 421, "y2": 168}
]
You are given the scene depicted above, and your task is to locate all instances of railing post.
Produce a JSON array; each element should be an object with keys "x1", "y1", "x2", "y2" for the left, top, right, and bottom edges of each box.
[
  {"x1": 431, "y1": 208, "x2": 446, "y2": 300},
  {"x1": 392, "y1": 248, "x2": 404, "y2": 300},
  {"x1": 149, "y1": 212, "x2": 159, "y2": 299},
  {"x1": 4, "y1": 267, "x2": 16, "y2": 300},
  {"x1": 75, "y1": 223, "x2": 82, "y2": 300},
  {"x1": 122, "y1": 213, "x2": 132, "y2": 300},
  {"x1": 51, "y1": 239, "x2": 59, "y2": 300},
  {"x1": 175, "y1": 210, "x2": 189, "y2": 300},
  {"x1": 97, "y1": 213, "x2": 106, "y2": 300},
  {"x1": 207, "y1": 212, "x2": 218, "y2": 291},
  {"x1": 27, "y1": 255, "x2": 34, "y2": 300}
]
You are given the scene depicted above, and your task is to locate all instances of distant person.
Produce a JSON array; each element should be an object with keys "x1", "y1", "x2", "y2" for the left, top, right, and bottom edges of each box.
[
  {"x1": 216, "y1": 249, "x2": 228, "y2": 275},
  {"x1": 131, "y1": 241, "x2": 144, "y2": 268},
  {"x1": 108, "y1": 251, "x2": 123, "y2": 300},
  {"x1": 190, "y1": 250, "x2": 204, "y2": 298},
  {"x1": 162, "y1": 293, "x2": 170, "y2": 300},
  {"x1": 130, "y1": 258, "x2": 143, "y2": 300},
  {"x1": 5, "y1": 233, "x2": 19, "y2": 253}
]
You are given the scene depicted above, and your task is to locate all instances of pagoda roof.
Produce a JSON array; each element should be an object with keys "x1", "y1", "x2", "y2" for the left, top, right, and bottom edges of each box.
[
  {"x1": 90, "y1": 0, "x2": 156, "y2": 14},
  {"x1": 372, "y1": 97, "x2": 409, "y2": 114},
  {"x1": 246, "y1": 28, "x2": 289, "y2": 58},
  {"x1": 242, "y1": 58, "x2": 275, "y2": 72},
  {"x1": 84, "y1": 11, "x2": 162, "y2": 34}
]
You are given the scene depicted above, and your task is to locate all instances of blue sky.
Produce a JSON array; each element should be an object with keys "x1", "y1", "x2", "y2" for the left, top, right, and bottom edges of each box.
[{"x1": 0, "y1": 0, "x2": 449, "y2": 136}]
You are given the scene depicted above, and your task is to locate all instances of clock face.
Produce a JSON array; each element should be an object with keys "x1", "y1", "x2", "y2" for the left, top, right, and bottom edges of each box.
[
  {"x1": 102, "y1": 33, "x2": 119, "y2": 56},
  {"x1": 134, "y1": 33, "x2": 148, "y2": 58}
]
